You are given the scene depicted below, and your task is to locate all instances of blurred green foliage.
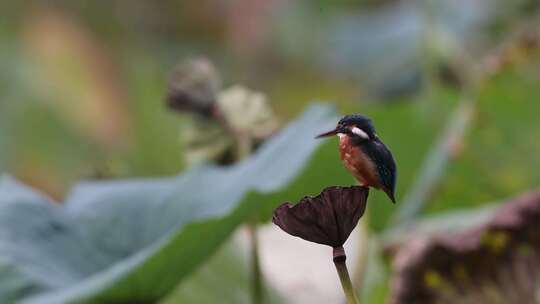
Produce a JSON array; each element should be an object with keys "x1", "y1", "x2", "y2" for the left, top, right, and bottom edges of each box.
[
  {"x1": 161, "y1": 243, "x2": 284, "y2": 304},
  {"x1": 432, "y1": 68, "x2": 540, "y2": 212},
  {"x1": 1, "y1": 1, "x2": 540, "y2": 303},
  {"x1": 0, "y1": 106, "x2": 345, "y2": 303}
]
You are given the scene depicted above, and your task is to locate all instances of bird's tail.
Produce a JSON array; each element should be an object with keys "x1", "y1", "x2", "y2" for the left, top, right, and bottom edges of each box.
[{"x1": 384, "y1": 189, "x2": 396, "y2": 204}]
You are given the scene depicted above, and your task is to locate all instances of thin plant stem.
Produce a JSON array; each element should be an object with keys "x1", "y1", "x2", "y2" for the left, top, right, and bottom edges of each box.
[
  {"x1": 391, "y1": 95, "x2": 477, "y2": 226},
  {"x1": 389, "y1": 27, "x2": 534, "y2": 227},
  {"x1": 236, "y1": 135, "x2": 264, "y2": 304},
  {"x1": 236, "y1": 134, "x2": 253, "y2": 162},
  {"x1": 333, "y1": 246, "x2": 360, "y2": 304},
  {"x1": 248, "y1": 221, "x2": 263, "y2": 304}
]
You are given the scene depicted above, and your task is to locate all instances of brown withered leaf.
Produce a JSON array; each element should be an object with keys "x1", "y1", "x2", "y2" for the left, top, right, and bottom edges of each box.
[
  {"x1": 388, "y1": 189, "x2": 540, "y2": 304},
  {"x1": 273, "y1": 186, "x2": 369, "y2": 248}
]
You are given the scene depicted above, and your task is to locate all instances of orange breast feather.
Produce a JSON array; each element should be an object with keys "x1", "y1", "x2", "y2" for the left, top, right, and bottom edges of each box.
[{"x1": 339, "y1": 136, "x2": 380, "y2": 189}]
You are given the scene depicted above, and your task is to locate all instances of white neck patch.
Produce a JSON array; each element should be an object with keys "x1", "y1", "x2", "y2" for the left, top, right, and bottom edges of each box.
[
  {"x1": 337, "y1": 133, "x2": 346, "y2": 139},
  {"x1": 351, "y1": 127, "x2": 370, "y2": 139}
]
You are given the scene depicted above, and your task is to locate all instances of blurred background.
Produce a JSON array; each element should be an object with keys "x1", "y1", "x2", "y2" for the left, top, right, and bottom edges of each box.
[{"x1": 1, "y1": 0, "x2": 540, "y2": 303}]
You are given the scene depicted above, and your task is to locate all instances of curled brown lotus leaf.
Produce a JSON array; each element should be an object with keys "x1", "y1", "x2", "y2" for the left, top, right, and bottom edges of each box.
[
  {"x1": 388, "y1": 190, "x2": 540, "y2": 304},
  {"x1": 273, "y1": 186, "x2": 369, "y2": 248}
]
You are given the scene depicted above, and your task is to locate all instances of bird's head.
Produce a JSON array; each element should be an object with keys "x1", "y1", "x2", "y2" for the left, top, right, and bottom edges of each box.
[{"x1": 316, "y1": 114, "x2": 376, "y2": 141}]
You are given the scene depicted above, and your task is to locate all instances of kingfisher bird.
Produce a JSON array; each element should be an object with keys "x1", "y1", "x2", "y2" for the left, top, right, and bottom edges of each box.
[{"x1": 316, "y1": 114, "x2": 397, "y2": 203}]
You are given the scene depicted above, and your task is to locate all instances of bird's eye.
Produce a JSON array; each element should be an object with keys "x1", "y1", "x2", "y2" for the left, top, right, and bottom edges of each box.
[{"x1": 351, "y1": 127, "x2": 370, "y2": 139}]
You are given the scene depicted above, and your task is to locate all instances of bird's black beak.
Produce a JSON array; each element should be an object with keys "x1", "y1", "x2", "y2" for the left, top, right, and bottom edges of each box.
[{"x1": 315, "y1": 127, "x2": 341, "y2": 139}]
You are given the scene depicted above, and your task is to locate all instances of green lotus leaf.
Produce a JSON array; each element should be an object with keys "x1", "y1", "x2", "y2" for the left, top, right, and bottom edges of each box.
[{"x1": 0, "y1": 104, "x2": 341, "y2": 303}]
